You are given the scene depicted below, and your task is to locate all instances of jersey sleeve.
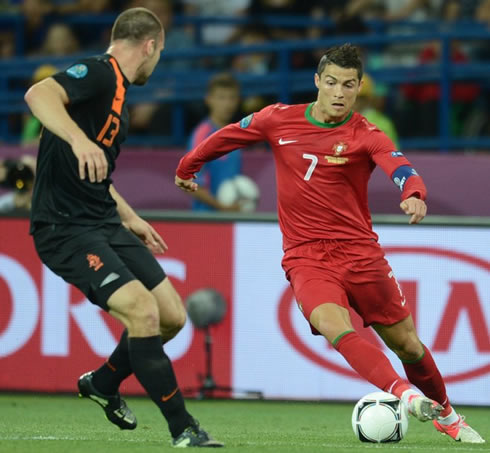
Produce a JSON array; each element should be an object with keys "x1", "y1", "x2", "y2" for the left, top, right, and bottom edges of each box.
[
  {"x1": 52, "y1": 59, "x2": 113, "y2": 105},
  {"x1": 367, "y1": 129, "x2": 427, "y2": 201},
  {"x1": 177, "y1": 105, "x2": 273, "y2": 180}
]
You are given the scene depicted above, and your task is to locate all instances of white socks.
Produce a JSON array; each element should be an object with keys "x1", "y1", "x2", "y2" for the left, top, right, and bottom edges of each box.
[
  {"x1": 438, "y1": 407, "x2": 459, "y2": 425},
  {"x1": 401, "y1": 389, "x2": 420, "y2": 408}
]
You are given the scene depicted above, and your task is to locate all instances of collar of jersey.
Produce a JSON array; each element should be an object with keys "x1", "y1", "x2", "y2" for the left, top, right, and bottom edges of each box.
[
  {"x1": 305, "y1": 103, "x2": 353, "y2": 128},
  {"x1": 105, "y1": 53, "x2": 130, "y2": 85}
]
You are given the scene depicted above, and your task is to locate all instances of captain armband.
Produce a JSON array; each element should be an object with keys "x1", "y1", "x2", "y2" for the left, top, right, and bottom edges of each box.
[{"x1": 392, "y1": 165, "x2": 419, "y2": 192}]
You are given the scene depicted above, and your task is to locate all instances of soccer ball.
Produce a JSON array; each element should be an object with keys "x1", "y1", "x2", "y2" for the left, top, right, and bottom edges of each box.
[
  {"x1": 216, "y1": 175, "x2": 260, "y2": 212},
  {"x1": 352, "y1": 392, "x2": 408, "y2": 443}
]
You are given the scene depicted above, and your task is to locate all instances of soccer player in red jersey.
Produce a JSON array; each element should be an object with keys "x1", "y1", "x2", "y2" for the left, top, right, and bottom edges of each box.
[{"x1": 175, "y1": 44, "x2": 484, "y2": 443}]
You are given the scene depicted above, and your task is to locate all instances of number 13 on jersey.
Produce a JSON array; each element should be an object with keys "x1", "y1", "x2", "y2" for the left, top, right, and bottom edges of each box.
[{"x1": 97, "y1": 113, "x2": 120, "y2": 147}]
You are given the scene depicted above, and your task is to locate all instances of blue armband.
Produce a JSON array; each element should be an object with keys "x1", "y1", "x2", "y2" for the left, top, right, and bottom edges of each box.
[{"x1": 392, "y1": 165, "x2": 418, "y2": 191}]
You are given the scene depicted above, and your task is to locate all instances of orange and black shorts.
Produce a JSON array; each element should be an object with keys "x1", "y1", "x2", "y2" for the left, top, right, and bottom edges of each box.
[{"x1": 32, "y1": 222, "x2": 166, "y2": 311}]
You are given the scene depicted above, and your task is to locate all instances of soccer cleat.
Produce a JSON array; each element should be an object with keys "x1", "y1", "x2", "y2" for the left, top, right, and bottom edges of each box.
[
  {"x1": 433, "y1": 415, "x2": 485, "y2": 443},
  {"x1": 77, "y1": 371, "x2": 137, "y2": 430},
  {"x1": 406, "y1": 394, "x2": 443, "y2": 422},
  {"x1": 172, "y1": 420, "x2": 224, "y2": 448}
]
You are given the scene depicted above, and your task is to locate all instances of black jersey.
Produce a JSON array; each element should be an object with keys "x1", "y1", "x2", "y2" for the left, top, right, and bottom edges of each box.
[{"x1": 30, "y1": 54, "x2": 130, "y2": 232}]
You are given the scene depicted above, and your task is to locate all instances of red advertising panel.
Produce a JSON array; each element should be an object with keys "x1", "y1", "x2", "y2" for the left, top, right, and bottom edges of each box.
[{"x1": 0, "y1": 219, "x2": 234, "y2": 395}]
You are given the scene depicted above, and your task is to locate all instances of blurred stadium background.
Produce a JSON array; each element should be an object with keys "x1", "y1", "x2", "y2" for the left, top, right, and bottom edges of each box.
[{"x1": 0, "y1": 0, "x2": 489, "y2": 429}]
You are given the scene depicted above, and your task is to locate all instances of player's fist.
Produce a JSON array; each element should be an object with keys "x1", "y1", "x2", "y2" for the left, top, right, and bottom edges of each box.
[
  {"x1": 175, "y1": 175, "x2": 198, "y2": 192},
  {"x1": 400, "y1": 197, "x2": 427, "y2": 224}
]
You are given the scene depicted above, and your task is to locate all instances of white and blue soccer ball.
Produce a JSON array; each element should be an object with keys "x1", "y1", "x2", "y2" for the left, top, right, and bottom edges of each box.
[
  {"x1": 216, "y1": 175, "x2": 260, "y2": 212},
  {"x1": 352, "y1": 392, "x2": 409, "y2": 443}
]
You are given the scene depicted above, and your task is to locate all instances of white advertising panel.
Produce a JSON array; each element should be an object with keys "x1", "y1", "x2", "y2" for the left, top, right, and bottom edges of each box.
[{"x1": 233, "y1": 224, "x2": 490, "y2": 405}]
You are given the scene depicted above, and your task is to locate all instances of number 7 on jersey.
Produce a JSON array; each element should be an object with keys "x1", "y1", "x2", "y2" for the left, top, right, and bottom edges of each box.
[{"x1": 303, "y1": 153, "x2": 318, "y2": 181}]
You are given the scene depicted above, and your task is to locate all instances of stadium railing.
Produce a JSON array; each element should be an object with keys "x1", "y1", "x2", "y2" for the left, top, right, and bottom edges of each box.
[{"x1": 0, "y1": 14, "x2": 489, "y2": 150}]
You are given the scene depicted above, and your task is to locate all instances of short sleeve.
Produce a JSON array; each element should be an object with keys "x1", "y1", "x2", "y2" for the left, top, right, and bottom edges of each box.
[{"x1": 52, "y1": 59, "x2": 113, "y2": 105}]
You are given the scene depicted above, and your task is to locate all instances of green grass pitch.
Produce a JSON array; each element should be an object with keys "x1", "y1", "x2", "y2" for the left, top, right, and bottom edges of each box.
[{"x1": 0, "y1": 394, "x2": 488, "y2": 452}]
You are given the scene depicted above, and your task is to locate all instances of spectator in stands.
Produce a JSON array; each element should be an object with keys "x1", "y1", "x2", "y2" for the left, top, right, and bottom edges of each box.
[
  {"x1": 399, "y1": 39, "x2": 481, "y2": 138},
  {"x1": 0, "y1": 1, "x2": 17, "y2": 13},
  {"x1": 437, "y1": 0, "x2": 481, "y2": 23},
  {"x1": 37, "y1": 1, "x2": 124, "y2": 53},
  {"x1": 231, "y1": 24, "x2": 273, "y2": 75},
  {"x1": 21, "y1": 0, "x2": 54, "y2": 54},
  {"x1": 472, "y1": 0, "x2": 490, "y2": 137},
  {"x1": 39, "y1": 23, "x2": 80, "y2": 56},
  {"x1": 475, "y1": 0, "x2": 490, "y2": 58},
  {"x1": 477, "y1": 0, "x2": 490, "y2": 22},
  {"x1": 180, "y1": 0, "x2": 251, "y2": 45},
  {"x1": 381, "y1": 0, "x2": 440, "y2": 22},
  {"x1": 53, "y1": 0, "x2": 123, "y2": 14},
  {"x1": 231, "y1": 24, "x2": 275, "y2": 115},
  {"x1": 0, "y1": 31, "x2": 15, "y2": 58},
  {"x1": 304, "y1": 0, "x2": 372, "y2": 63},
  {"x1": 186, "y1": 73, "x2": 244, "y2": 211},
  {"x1": 247, "y1": 0, "x2": 317, "y2": 40},
  {"x1": 338, "y1": 0, "x2": 440, "y2": 23},
  {"x1": 355, "y1": 73, "x2": 400, "y2": 148}
]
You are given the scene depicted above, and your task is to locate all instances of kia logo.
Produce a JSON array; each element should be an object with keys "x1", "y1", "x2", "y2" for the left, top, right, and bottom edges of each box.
[{"x1": 278, "y1": 247, "x2": 490, "y2": 383}]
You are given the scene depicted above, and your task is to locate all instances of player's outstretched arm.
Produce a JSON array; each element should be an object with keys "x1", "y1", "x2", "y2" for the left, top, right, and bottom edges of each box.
[
  {"x1": 400, "y1": 196, "x2": 427, "y2": 224},
  {"x1": 24, "y1": 77, "x2": 107, "y2": 183}
]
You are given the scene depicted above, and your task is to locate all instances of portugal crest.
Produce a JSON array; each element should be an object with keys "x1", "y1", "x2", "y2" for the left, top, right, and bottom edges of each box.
[
  {"x1": 326, "y1": 141, "x2": 349, "y2": 165},
  {"x1": 332, "y1": 142, "x2": 348, "y2": 156}
]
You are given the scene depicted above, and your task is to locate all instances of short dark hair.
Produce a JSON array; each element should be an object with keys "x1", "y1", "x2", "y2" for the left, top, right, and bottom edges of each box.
[
  {"x1": 111, "y1": 7, "x2": 162, "y2": 43},
  {"x1": 207, "y1": 73, "x2": 240, "y2": 94},
  {"x1": 317, "y1": 44, "x2": 363, "y2": 81}
]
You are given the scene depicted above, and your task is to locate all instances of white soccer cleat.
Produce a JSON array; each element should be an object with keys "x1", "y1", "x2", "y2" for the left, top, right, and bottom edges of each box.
[
  {"x1": 406, "y1": 394, "x2": 443, "y2": 422},
  {"x1": 433, "y1": 415, "x2": 485, "y2": 443}
]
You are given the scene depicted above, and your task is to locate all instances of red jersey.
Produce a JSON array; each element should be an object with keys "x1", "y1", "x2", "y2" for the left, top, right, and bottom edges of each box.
[{"x1": 177, "y1": 103, "x2": 427, "y2": 251}]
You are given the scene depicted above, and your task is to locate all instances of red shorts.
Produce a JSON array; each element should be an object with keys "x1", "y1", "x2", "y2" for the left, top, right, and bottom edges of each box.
[{"x1": 282, "y1": 239, "x2": 410, "y2": 333}]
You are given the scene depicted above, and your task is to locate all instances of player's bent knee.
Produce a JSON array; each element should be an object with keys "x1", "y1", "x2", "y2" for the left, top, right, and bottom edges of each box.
[
  {"x1": 131, "y1": 297, "x2": 159, "y2": 334},
  {"x1": 160, "y1": 307, "x2": 186, "y2": 340},
  {"x1": 157, "y1": 291, "x2": 187, "y2": 329},
  {"x1": 171, "y1": 308, "x2": 187, "y2": 330},
  {"x1": 111, "y1": 289, "x2": 160, "y2": 336},
  {"x1": 310, "y1": 303, "x2": 353, "y2": 344},
  {"x1": 391, "y1": 336, "x2": 423, "y2": 361}
]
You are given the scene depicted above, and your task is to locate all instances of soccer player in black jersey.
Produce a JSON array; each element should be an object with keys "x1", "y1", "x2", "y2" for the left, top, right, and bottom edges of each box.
[{"x1": 24, "y1": 7, "x2": 223, "y2": 448}]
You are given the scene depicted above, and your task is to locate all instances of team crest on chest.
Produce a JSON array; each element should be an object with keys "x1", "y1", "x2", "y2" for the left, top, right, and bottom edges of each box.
[
  {"x1": 332, "y1": 142, "x2": 348, "y2": 156},
  {"x1": 326, "y1": 142, "x2": 349, "y2": 165}
]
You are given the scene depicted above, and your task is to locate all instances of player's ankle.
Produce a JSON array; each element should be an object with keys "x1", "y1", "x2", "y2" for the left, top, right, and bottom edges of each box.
[
  {"x1": 390, "y1": 382, "x2": 411, "y2": 400},
  {"x1": 440, "y1": 404, "x2": 452, "y2": 418},
  {"x1": 439, "y1": 407, "x2": 458, "y2": 425},
  {"x1": 400, "y1": 388, "x2": 419, "y2": 407}
]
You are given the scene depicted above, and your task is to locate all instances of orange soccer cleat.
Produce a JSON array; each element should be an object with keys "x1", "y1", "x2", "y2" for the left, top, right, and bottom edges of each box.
[{"x1": 433, "y1": 414, "x2": 485, "y2": 443}]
